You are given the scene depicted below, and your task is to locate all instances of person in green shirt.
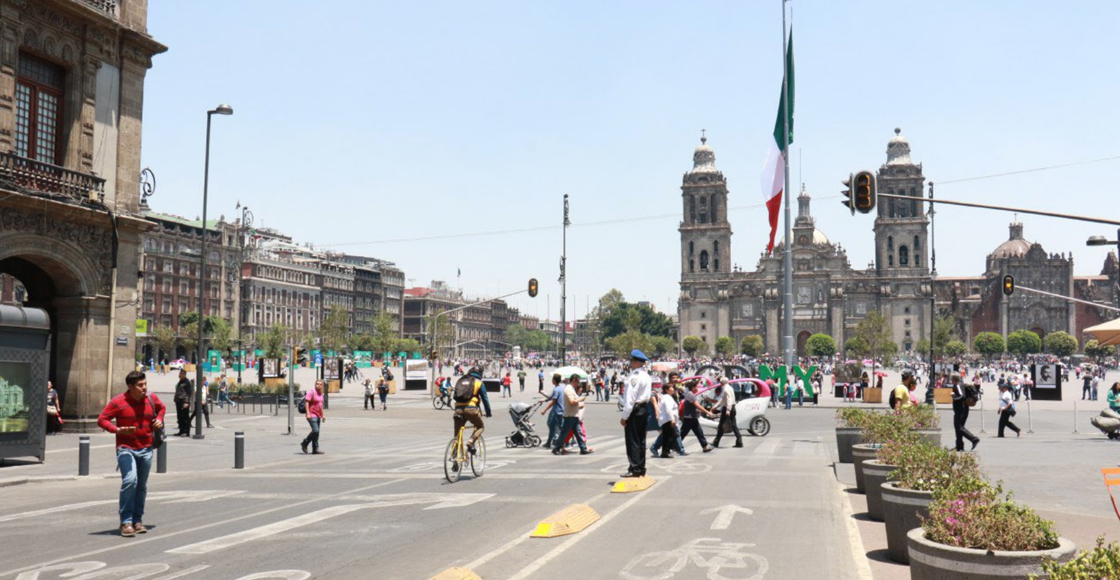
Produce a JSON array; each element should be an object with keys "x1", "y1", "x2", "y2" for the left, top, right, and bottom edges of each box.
[
  {"x1": 1107, "y1": 382, "x2": 1120, "y2": 413},
  {"x1": 891, "y1": 371, "x2": 917, "y2": 411},
  {"x1": 517, "y1": 369, "x2": 527, "y2": 393}
]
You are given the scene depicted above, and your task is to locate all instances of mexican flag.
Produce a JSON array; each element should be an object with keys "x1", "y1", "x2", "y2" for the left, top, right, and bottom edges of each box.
[{"x1": 761, "y1": 32, "x2": 794, "y2": 254}]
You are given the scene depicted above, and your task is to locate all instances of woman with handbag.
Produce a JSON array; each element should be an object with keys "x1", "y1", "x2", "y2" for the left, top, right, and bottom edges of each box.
[
  {"x1": 997, "y1": 383, "x2": 1021, "y2": 438},
  {"x1": 46, "y1": 381, "x2": 63, "y2": 435}
]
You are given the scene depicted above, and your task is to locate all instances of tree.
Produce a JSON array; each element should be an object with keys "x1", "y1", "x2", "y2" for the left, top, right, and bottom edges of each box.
[
  {"x1": 598, "y1": 301, "x2": 673, "y2": 341},
  {"x1": 207, "y1": 317, "x2": 233, "y2": 354},
  {"x1": 1043, "y1": 331, "x2": 1078, "y2": 357},
  {"x1": 854, "y1": 311, "x2": 896, "y2": 368},
  {"x1": 682, "y1": 335, "x2": 706, "y2": 357},
  {"x1": 931, "y1": 315, "x2": 958, "y2": 357},
  {"x1": 844, "y1": 336, "x2": 869, "y2": 358},
  {"x1": 317, "y1": 306, "x2": 351, "y2": 355},
  {"x1": 180, "y1": 322, "x2": 198, "y2": 360},
  {"x1": 915, "y1": 338, "x2": 931, "y2": 357},
  {"x1": 350, "y1": 333, "x2": 374, "y2": 352},
  {"x1": 944, "y1": 340, "x2": 968, "y2": 357},
  {"x1": 260, "y1": 323, "x2": 288, "y2": 360},
  {"x1": 151, "y1": 324, "x2": 177, "y2": 361},
  {"x1": 596, "y1": 288, "x2": 626, "y2": 318},
  {"x1": 805, "y1": 333, "x2": 837, "y2": 357},
  {"x1": 392, "y1": 338, "x2": 421, "y2": 355},
  {"x1": 1007, "y1": 329, "x2": 1042, "y2": 357},
  {"x1": 371, "y1": 312, "x2": 398, "y2": 355},
  {"x1": 606, "y1": 331, "x2": 653, "y2": 358},
  {"x1": 973, "y1": 332, "x2": 1005, "y2": 359},
  {"x1": 425, "y1": 309, "x2": 455, "y2": 357},
  {"x1": 714, "y1": 336, "x2": 735, "y2": 358},
  {"x1": 650, "y1": 336, "x2": 675, "y2": 357},
  {"x1": 740, "y1": 335, "x2": 764, "y2": 357}
]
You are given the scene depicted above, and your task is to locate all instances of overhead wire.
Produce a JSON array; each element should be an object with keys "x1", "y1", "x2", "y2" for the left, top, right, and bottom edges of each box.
[{"x1": 937, "y1": 154, "x2": 1120, "y2": 185}]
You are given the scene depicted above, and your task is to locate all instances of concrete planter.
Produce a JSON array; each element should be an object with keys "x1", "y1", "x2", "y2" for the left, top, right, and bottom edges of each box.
[
  {"x1": 882, "y1": 482, "x2": 933, "y2": 563},
  {"x1": 835, "y1": 427, "x2": 866, "y2": 464},
  {"x1": 913, "y1": 428, "x2": 943, "y2": 448},
  {"x1": 863, "y1": 460, "x2": 896, "y2": 522},
  {"x1": 907, "y1": 528, "x2": 1076, "y2": 580},
  {"x1": 851, "y1": 443, "x2": 880, "y2": 493}
]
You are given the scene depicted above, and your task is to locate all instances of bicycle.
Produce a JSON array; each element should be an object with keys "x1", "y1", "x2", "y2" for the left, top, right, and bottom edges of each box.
[
  {"x1": 444, "y1": 423, "x2": 486, "y2": 483},
  {"x1": 432, "y1": 390, "x2": 452, "y2": 410}
]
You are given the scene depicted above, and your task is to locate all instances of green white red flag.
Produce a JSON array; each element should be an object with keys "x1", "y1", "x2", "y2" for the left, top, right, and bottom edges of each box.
[{"x1": 762, "y1": 32, "x2": 794, "y2": 254}]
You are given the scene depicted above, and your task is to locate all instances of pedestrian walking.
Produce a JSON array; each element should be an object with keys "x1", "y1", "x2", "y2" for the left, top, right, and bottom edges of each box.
[
  {"x1": 620, "y1": 350, "x2": 652, "y2": 478},
  {"x1": 538, "y1": 369, "x2": 544, "y2": 393},
  {"x1": 1083, "y1": 374, "x2": 1093, "y2": 400},
  {"x1": 378, "y1": 377, "x2": 389, "y2": 410},
  {"x1": 1092, "y1": 374, "x2": 1101, "y2": 401},
  {"x1": 1108, "y1": 382, "x2": 1120, "y2": 413},
  {"x1": 950, "y1": 375, "x2": 979, "y2": 451},
  {"x1": 217, "y1": 374, "x2": 235, "y2": 408},
  {"x1": 996, "y1": 383, "x2": 1021, "y2": 438},
  {"x1": 679, "y1": 379, "x2": 715, "y2": 452},
  {"x1": 711, "y1": 378, "x2": 743, "y2": 448},
  {"x1": 46, "y1": 380, "x2": 63, "y2": 435},
  {"x1": 190, "y1": 377, "x2": 212, "y2": 428},
  {"x1": 363, "y1": 379, "x2": 375, "y2": 410},
  {"x1": 891, "y1": 372, "x2": 918, "y2": 411},
  {"x1": 517, "y1": 369, "x2": 526, "y2": 393},
  {"x1": 501, "y1": 372, "x2": 512, "y2": 398},
  {"x1": 553, "y1": 373, "x2": 593, "y2": 455},
  {"x1": 654, "y1": 381, "x2": 681, "y2": 458},
  {"x1": 97, "y1": 371, "x2": 165, "y2": 538},
  {"x1": 541, "y1": 373, "x2": 565, "y2": 448},
  {"x1": 172, "y1": 370, "x2": 192, "y2": 437},
  {"x1": 301, "y1": 380, "x2": 326, "y2": 454}
]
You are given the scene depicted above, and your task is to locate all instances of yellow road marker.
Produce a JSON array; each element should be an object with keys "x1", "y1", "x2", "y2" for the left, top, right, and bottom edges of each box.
[
  {"x1": 530, "y1": 503, "x2": 601, "y2": 538},
  {"x1": 428, "y1": 567, "x2": 482, "y2": 580},
  {"x1": 612, "y1": 475, "x2": 655, "y2": 493}
]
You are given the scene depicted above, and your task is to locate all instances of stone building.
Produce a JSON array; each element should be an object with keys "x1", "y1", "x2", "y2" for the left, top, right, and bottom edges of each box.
[
  {"x1": 0, "y1": 0, "x2": 165, "y2": 428},
  {"x1": 403, "y1": 281, "x2": 527, "y2": 358},
  {"x1": 678, "y1": 129, "x2": 1119, "y2": 355}
]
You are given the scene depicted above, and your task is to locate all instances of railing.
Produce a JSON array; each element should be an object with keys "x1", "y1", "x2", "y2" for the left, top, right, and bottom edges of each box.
[
  {"x1": 0, "y1": 152, "x2": 106, "y2": 206},
  {"x1": 78, "y1": 0, "x2": 117, "y2": 17}
]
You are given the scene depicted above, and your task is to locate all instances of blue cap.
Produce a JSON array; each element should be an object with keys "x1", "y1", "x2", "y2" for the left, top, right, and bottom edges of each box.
[{"x1": 630, "y1": 349, "x2": 649, "y2": 362}]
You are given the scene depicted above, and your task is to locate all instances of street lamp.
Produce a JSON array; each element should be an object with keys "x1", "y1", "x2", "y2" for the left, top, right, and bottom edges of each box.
[
  {"x1": 233, "y1": 202, "x2": 253, "y2": 385},
  {"x1": 195, "y1": 104, "x2": 233, "y2": 440}
]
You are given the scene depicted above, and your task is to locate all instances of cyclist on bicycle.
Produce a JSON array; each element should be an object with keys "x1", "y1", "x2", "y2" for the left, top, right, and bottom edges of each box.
[{"x1": 453, "y1": 365, "x2": 492, "y2": 454}]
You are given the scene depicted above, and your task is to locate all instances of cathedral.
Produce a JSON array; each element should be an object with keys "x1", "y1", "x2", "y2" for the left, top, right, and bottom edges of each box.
[{"x1": 678, "y1": 130, "x2": 1119, "y2": 356}]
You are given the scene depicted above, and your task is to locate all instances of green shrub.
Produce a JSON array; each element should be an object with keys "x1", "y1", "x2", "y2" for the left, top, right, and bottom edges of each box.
[
  {"x1": 1034, "y1": 537, "x2": 1120, "y2": 579},
  {"x1": 923, "y1": 483, "x2": 1059, "y2": 552},
  {"x1": 897, "y1": 403, "x2": 940, "y2": 429},
  {"x1": 885, "y1": 442, "x2": 981, "y2": 491},
  {"x1": 836, "y1": 407, "x2": 872, "y2": 428}
]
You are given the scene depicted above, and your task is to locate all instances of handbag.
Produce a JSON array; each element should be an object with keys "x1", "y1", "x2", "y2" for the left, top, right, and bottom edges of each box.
[{"x1": 148, "y1": 395, "x2": 166, "y2": 449}]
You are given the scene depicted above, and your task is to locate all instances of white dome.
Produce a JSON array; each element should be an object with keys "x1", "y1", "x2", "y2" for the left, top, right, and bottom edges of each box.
[
  {"x1": 885, "y1": 127, "x2": 913, "y2": 166},
  {"x1": 689, "y1": 135, "x2": 718, "y2": 174}
]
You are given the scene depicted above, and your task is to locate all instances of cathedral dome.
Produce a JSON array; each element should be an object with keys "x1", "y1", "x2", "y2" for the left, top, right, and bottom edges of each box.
[
  {"x1": 885, "y1": 127, "x2": 913, "y2": 166},
  {"x1": 689, "y1": 134, "x2": 718, "y2": 174},
  {"x1": 991, "y1": 222, "x2": 1033, "y2": 258}
]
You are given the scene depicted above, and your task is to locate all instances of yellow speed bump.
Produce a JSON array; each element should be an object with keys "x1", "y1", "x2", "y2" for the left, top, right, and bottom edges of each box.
[
  {"x1": 612, "y1": 475, "x2": 655, "y2": 493},
  {"x1": 428, "y1": 567, "x2": 481, "y2": 580},
  {"x1": 530, "y1": 503, "x2": 601, "y2": 538}
]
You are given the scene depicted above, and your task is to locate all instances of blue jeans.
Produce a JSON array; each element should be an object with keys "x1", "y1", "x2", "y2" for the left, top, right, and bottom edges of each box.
[
  {"x1": 302, "y1": 417, "x2": 321, "y2": 451},
  {"x1": 554, "y1": 416, "x2": 587, "y2": 452},
  {"x1": 545, "y1": 413, "x2": 562, "y2": 447},
  {"x1": 117, "y1": 447, "x2": 153, "y2": 525}
]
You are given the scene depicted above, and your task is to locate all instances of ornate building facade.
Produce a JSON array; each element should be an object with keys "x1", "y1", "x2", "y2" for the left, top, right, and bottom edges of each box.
[{"x1": 679, "y1": 130, "x2": 1119, "y2": 355}]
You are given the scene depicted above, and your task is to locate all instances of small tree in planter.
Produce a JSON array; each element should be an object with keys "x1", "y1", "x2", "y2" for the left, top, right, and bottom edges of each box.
[{"x1": 1035, "y1": 537, "x2": 1120, "y2": 579}]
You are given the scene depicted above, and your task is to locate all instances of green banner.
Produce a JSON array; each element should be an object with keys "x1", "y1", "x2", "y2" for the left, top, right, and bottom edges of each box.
[{"x1": 353, "y1": 351, "x2": 373, "y2": 368}]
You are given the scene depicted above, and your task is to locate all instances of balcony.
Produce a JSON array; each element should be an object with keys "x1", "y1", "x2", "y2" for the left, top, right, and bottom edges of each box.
[
  {"x1": 78, "y1": 0, "x2": 117, "y2": 17},
  {"x1": 0, "y1": 152, "x2": 106, "y2": 207}
]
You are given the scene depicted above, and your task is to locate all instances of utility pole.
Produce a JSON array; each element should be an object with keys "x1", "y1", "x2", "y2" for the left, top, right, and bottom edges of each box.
[
  {"x1": 560, "y1": 194, "x2": 569, "y2": 365},
  {"x1": 927, "y1": 181, "x2": 937, "y2": 405}
]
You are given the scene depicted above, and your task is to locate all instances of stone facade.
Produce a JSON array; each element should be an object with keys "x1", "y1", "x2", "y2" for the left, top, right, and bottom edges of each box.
[{"x1": 0, "y1": 0, "x2": 165, "y2": 429}]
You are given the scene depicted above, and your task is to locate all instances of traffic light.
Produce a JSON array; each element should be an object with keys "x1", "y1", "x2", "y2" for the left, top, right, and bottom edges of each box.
[
  {"x1": 528, "y1": 278, "x2": 539, "y2": 298},
  {"x1": 840, "y1": 174, "x2": 854, "y2": 215},
  {"x1": 1002, "y1": 275, "x2": 1014, "y2": 296},
  {"x1": 853, "y1": 170, "x2": 876, "y2": 214}
]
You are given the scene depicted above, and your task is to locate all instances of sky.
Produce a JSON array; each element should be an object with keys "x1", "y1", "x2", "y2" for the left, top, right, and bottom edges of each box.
[{"x1": 141, "y1": 1, "x2": 1120, "y2": 323}]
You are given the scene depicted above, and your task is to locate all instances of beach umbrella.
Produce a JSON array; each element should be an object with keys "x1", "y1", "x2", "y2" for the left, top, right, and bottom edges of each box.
[{"x1": 1085, "y1": 318, "x2": 1120, "y2": 347}]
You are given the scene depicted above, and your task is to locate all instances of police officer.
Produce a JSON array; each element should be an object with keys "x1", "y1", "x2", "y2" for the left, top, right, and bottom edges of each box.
[{"x1": 620, "y1": 349, "x2": 652, "y2": 478}]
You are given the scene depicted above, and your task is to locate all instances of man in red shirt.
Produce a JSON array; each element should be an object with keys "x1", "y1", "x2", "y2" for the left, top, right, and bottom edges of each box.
[
  {"x1": 301, "y1": 380, "x2": 326, "y2": 454},
  {"x1": 97, "y1": 371, "x2": 165, "y2": 537}
]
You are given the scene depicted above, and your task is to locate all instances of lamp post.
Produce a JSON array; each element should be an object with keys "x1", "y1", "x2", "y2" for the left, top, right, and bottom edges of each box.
[
  {"x1": 233, "y1": 202, "x2": 253, "y2": 385},
  {"x1": 194, "y1": 104, "x2": 233, "y2": 440},
  {"x1": 1087, "y1": 228, "x2": 1120, "y2": 311}
]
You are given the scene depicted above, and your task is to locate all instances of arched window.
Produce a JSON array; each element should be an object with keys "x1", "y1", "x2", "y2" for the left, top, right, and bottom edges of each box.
[
  {"x1": 888, "y1": 236, "x2": 894, "y2": 251},
  {"x1": 689, "y1": 259, "x2": 695, "y2": 272},
  {"x1": 888, "y1": 255, "x2": 894, "y2": 267},
  {"x1": 689, "y1": 241, "x2": 694, "y2": 256},
  {"x1": 689, "y1": 195, "x2": 697, "y2": 223},
  {"x1": 711, "y1": 195, "x2": 718, "y2": 223},
  {"x1": 700, "y1": 250, "x2": 710, "y2": 271},
  {"x1": 714, "y1": 258, "x2": 720, "y2": 272},
  {"x1": 888, "y1": 197, "x2": 896, "y2": 218},
  {"x1": 914, "y1": 236, "x2": 921, "y2": 267},
  {"x1": 899, "y1": 245, "x2": 909, "y2": 266},
  {"x1": 699, "y1": 197, "x2": 708, "y2": 224},
  {"x1": 714, "y1": 240, "x2": 719, "y2": 255}
]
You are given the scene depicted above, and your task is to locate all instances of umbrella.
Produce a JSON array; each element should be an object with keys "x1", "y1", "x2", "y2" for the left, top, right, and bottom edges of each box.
[
  {"x1": 1086, "y1": 318, "x2": 1120, "y2": 347},
  {"x1": 874, "y1": 371, "x2": 889, "y2": 378},
  {"x1": 862, "y1": 359, "x2": 874, "y2": 366},
  {"x1": 553, "y1": 366, "x2": 588, "y2": 381},
  {"x1": 652, "y1": 361, "x2": 679, "y2": 373}
]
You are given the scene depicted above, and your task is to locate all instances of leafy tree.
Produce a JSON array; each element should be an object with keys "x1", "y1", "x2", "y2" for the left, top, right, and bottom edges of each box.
[
  {"x1": 973, "y1": 332, "x2": 1005, "y2": 359},
  {"x1": 805, "y1": 333, "x2": 837, "y2": 357},
  {"x1": 845, "y1": 336, "x2": 869, "y2": 358},
  {"x1": 371, "y1": 311, "x2": 398, "y2": 355},
  {"x1": 740, "y1": 335, "x2": 764, "y2": 357},
  {"x1": 151, "y1": 324, "x2": 177, "y2": 360},
  {"x1": 1043, "y1": 331, "x2": 1078, "y2": 357},
  {"x1": 208, "y1": 317, "x2": 233, "y2": 353},
  {"x1": 650, "y1": 336, "x2": 676, "y2": 357},
  {"x1": 682, "y1": 335, "x2": 706, "y2": 357},
  {"x1": 915, "y1": 338, "x2": 931, "y2": 357},
  {"x1": 392, "y1": 338, "x2": 421, "y2": 355},
  {"x1": 425, "y1": 309, "x2": 455, "y2": 357},
  {"x1": 260, "y1": 323, "x2": 288, "y2": 360},
  {"x1": 180, "y1": 322, "x2": 198, "y2": 359},
  {"x1": 714, "y1": 336, "x2": 736, "y2": 357},
  {"x1": 1007, "y1": 329, "x2": 1042, "y2": 356},
  {"x1": 350, "y1": 333, "x2": 374, "y2": 352},
  {"x1": 944, "y1": 340, "x2": 968, "y2": 357},
  {"x1": 598, "y1": 302, "x2": 673, "y2": 341},
  {"x1": 931, "y1": 315, "x2": 958, "y2": 357},
  {"x1": 606, "y1": 330, "x2": 653, "y2": 358},
  {"x1": 317, "y1": 306, "x2": 351, "y2": 355},
  {"x1": 854, "y1": 311, "x2": 896, "y2": 368},
  {"x1": 596, "y1": 288, "x2": 626, "y2": 317}
]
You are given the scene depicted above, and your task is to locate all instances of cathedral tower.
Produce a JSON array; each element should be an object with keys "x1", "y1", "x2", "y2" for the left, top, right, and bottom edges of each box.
[
  {"x1": 679, "y1": 134, "x2": 731, "y2": 279},
  {"x1": 874, "y1": 128, "x2": 929, "y2": 276}
]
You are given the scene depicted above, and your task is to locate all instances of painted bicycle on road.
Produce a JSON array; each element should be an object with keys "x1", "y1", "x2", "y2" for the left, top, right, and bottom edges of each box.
[{"x1": 621, "y1": 537, "x2": 769, "y2": 580}]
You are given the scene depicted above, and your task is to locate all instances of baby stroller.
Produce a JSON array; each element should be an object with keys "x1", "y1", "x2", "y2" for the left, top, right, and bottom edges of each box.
[
  {"x1": 1091, "y1": 408, "x2": 1120, "y2": 440},
  {"x1": 505, "y1": 400, "x2": 544, "y2": 448}
]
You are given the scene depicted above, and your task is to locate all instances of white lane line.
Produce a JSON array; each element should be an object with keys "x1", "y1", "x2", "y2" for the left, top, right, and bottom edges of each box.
[
  {"x1": 0, "y1": 478, "x2": 408, "y2": 579},
  {"x1": 505, "y1": 477, "x2": 669, "y2": 580},
  {"x1": 754, "y1": 437, "x2": 782, "y2": 455},
  {"x1": 836, "y1": 479, "x2": 875, "y2": 580},
  {"x1": 45, "y1": 443, "x2": 115, "y2": 454}
]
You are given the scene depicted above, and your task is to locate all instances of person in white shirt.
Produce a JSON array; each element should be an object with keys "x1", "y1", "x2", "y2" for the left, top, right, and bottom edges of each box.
[
  {"x1": 553, "y1": 374, "x2": 593, "y2": 455},
  {"x1": 620, "y1": 349, "x2": 652, "y2": 478},
  {"x1": 997, "y1": 383, "x2": 1021, "y2": 438},
  {"x1": 655, "y1": 382, "x2": 680, "y2": 458},
  {"x1": 712, "y1": 377, "x2": 743, "y2": 448}
]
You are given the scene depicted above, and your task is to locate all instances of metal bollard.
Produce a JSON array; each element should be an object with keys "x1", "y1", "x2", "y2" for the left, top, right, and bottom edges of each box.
[
  {"x1": 157, "y1": 440, "x2": 167, "y2": 473},
  {"x1": 78, "y1": 435, "x2": 90, "y2": 476},
  {"x1": 234, "y1": 431, "x2": 245, "y2": 469}
]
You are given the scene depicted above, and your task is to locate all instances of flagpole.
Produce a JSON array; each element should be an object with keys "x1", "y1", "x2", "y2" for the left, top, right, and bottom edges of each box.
[{"x1": 780, "y1": 0, "x2": 795, "y2": 372}]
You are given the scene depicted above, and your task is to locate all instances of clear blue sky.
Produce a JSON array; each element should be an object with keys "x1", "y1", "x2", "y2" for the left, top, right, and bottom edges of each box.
[{"x1": 142, "y1": 1, "x2": 1120, "y2": 323}]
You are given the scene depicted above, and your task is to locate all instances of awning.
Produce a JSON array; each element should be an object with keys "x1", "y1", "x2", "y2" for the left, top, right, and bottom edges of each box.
[{"x1": 1085, "y1": 318, "x2": 1120, "y2": 347}]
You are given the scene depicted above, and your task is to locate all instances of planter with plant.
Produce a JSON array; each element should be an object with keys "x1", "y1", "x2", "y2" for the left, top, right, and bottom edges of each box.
[
  {"x1": 862, "y1": 435, "x2": 920, "y2": 522},
  {"x1": 909, "y1": 482, "x2": 1076, "y2": 580},
  {"x1": 1033, "y1": 537, "x2": 1120, "y2": 580},
  {"x1": 897, "y1": 403, "x2": 943, "y2": 447},
  {"x1": 882, "y1": 444, "x2": 980, "y2": 563},
  {"x1": 836, "y1": 408, "x2": 871, "y2": 464}
]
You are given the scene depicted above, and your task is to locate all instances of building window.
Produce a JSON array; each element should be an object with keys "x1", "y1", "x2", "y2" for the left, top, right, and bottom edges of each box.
[
  {"x1": 899, "y1": 245, "x2": 909, "y2": 266},
  {"x1": 699, "y1": 250, "x2": 709, "y2": 271},
  {"x1": 904, "y1": 307, "x2": 911, "y2": 314},
  {"x1": 914, "y1": 236, "x2": 921, "y2": 267},
  {"x1": 690, "y1": 195, "x2": 696, "y2": 223},
  {"x1": 699, "y1": 197, "x2": 708, "y2": 224},
  {"x1": 888, "y1": 255, "x2": 894, "y2": 267},
  {"x1": 711, "y1": 195, "x2": 718, "y2": 223},
  {"x1": 689, "y1": 259, "x2": 695, "y2": 273},
  {"x1": 689, "y1": 241, "x2": 694, "y2": 256},
  {"x1": 15, "y1": 53, "x2": 65, "y2": 164},
  {"x1": 700, "y1": 311, "x2": 706, "y2": 319}
]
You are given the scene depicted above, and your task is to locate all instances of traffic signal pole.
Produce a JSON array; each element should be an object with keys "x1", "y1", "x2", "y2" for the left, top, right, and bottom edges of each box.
[{"x1": 876, "y1": 193, "x2": 1120, "y2": 227}]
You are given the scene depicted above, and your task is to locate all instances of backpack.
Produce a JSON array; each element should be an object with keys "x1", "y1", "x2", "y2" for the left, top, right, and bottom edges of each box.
[
  {"x1": 963, "y1": 384, "x2": 980, "y2": 407},
  {"x1": 453, "y1": 376, "x2": 477, "y2": 403},
  {"x1": 888, "y1": 388, "x2": 898, "y2": 410},
  {"x1": 297, "y1": 394, "x2": 308, "y2": 414}
]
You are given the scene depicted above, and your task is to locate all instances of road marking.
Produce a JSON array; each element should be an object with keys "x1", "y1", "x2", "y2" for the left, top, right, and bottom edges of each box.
[
  {"x1": 505, "y1": 479, "x2": 668, "y2": 580},
  {"x1": 835, "y1": 479, "x2": 875, "y2": 580},
  {"x1": 166, "y1": 493, "x2": 492, "y2": 554},
  {"x1": 701, "y1": 504, "x2": 753, "y2": 530},
  {"x1": 530, "y1": 504, "x2": 600, "y2": 538},
  {"x1": 0, "y1": 491, "x2": 243, "y2": 523},
  {"x1": 754, "y1": 437, "x2": 781, "y2": 455},
  {"x1": 44, "y1": 443, "x2": 115, "y2": 455},
  {"x1": 0, "y1": 479, "x2": 408, "y2": 579}
]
